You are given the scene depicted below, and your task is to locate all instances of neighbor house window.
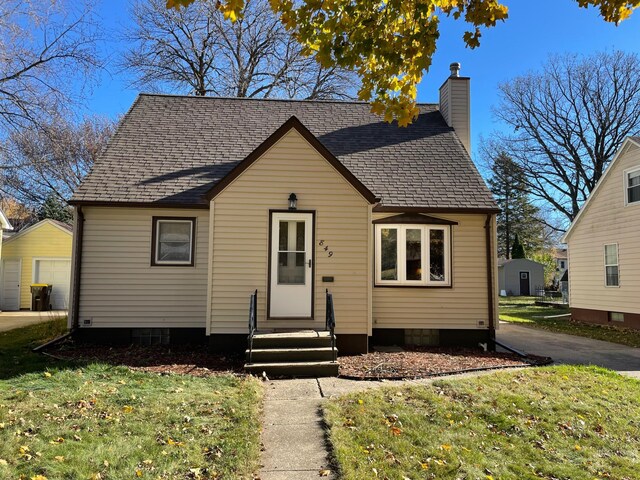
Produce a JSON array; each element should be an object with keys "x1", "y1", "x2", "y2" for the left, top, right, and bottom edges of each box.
[
  {"x1": 152, "y1": 217, "x2": 196, "y2": 266},
  {"x1": 560, "y1": 260, "x2": 565, "y2": 269},
  {"x1": 604, "y1": 243, "x2": 618, "y2": 287},
  {"x1": 376, "y1": 225, "x2": 450, "y2": 286},
  {"x1": 627, "y1": 169, "x2": 640, "y2": 204}
]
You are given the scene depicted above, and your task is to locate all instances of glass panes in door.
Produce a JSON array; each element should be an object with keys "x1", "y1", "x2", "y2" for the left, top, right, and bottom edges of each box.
[{"x1": 277, "y1": 220, "x2": 306, "y2": 285}]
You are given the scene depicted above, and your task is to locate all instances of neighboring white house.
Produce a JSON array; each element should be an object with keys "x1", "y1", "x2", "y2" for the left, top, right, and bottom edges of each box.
[
  {"x1": 67, "y1": 64, "x2": 501, "y2": 356},
  {"x1": 498, "y1": 258, "x2": 545, "y2": 296},
  {"x1": 554, "y1": 248, "x2": 568, "y2": 287},
  {"x1": 562, "y1": 136, "x2": 640, "y2": 330}
]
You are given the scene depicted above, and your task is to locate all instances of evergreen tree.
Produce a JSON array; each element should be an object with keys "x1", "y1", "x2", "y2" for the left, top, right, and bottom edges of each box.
[
  {"x1": 511, "y1": 233, "x2": 526, "y2": 259},
  {"x1": 37, "y1": 194, "x2": 72, "y2": 224},
  {"x1": 487, "y1": 152, "x2": 546, "y2": 258}
]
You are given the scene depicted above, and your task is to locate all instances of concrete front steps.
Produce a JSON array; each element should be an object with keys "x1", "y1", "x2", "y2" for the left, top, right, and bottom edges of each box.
[{"x1": 245, "y1": 330, "x2": 339, "y2": 377}]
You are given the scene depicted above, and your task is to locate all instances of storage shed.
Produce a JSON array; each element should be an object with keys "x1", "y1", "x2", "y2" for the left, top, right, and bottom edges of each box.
[{"x1": 498, "y1": 258, "x2": 545, "y2": 296}]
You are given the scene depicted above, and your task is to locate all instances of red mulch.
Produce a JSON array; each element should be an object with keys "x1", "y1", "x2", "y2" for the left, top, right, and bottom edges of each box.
[
  {"x1": 49, "y1": 340, "x2": 245, "y2": 377},
  {"x1": 338, "y1": 346, "x2": 550, "y2": 380}
]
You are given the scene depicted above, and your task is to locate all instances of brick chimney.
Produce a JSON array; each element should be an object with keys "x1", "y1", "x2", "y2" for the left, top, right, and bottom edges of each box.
[{"x1": 439, "y1": 62, "x2": 471, "y2": 154}]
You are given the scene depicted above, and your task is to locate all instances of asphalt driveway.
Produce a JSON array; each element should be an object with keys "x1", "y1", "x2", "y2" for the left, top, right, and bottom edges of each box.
[
  {"x1": 0, "y1": 311, "x2": 67, "y2": 333},
  {"x1": 497, "y1": 322, "x2": 640, "y2": 379}
]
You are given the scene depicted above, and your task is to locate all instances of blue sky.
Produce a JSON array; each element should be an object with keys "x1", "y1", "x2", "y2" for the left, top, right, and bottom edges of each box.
[{"x1": 88, "y1": 0, "x2": 640, "y2": 160}]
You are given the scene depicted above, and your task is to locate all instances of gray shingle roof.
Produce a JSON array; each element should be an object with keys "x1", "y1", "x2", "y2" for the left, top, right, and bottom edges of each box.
[{"x1": 71, "y1": 94, "x2": 497, "y2": 210}]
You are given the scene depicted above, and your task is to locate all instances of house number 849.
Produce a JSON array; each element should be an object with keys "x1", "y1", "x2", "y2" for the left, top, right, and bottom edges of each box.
[{"x1": 318, "y1": 240, "x2": 333, "y2": 257}]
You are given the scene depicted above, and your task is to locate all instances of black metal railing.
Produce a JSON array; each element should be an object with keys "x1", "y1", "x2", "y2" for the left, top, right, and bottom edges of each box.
[
  {"x1": 247, "y1": 289, "x2": 258, "y2": 364},
  {"x1": 325, "y1": 289, "x2": 337, "y2": 361}
]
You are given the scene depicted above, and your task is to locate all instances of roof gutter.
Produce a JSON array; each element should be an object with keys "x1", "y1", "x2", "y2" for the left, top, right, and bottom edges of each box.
[
  {"x1": 485, "y1": 213, "x2": 496, "y2": 346},
  {"x1": 71, "y1": 206, "x2": 85, "y2": 330}
]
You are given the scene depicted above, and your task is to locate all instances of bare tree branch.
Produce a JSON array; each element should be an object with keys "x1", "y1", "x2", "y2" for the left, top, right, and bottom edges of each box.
[
  {"x1": 121, "y1": 0, "x2": 356, "y2": 99},
  {"x1": 0, "y1": 0, "x2": 102, "y2": 135},
  {"x1": 493, "y1": 51, "x2": 640, "y2": 227}
]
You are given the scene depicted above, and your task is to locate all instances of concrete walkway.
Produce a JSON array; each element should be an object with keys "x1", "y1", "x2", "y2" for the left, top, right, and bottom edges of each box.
[
  {"x1": 0, "y1": 311, "x2": 67, "y2": 333},
  {"x1": 497, "y1": 322, "x2": 640, "y2": 378},
  {"x1": 259, "y1": 371, "x2": 494, "y2": 479}
]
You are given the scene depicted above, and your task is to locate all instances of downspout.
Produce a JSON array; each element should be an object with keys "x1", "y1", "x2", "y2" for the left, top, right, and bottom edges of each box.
[
  {"x1": 71, "y1": 206, "x2": 85, "y2": 330},
  {"x1": 485, "y1": 214, "x2": 496, "y2": 347}
]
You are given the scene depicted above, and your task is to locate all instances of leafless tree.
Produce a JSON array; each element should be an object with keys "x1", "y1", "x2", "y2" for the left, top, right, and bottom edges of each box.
[
  {"x1": 0, "y1": 116, "x2": 116, "y2": 206},
  {"x1": 122, "y1": 0, "x2": 356, "y2": 99},
  {"x1": 0, "y1": 0, "x2": 102, "y2": 135},
  {"x1": 493, "y1": 50, "x2": 640, "y2": 227}
]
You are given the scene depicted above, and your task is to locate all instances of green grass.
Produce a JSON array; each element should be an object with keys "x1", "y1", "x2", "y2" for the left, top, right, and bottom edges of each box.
[
  {"x1": 325, "y1": 366, "x2": 640, "y2": 480},
  {"x1": 499, "y1": 296, "x2": 640, "y2": 348},
  {"x1": 0, "y1": 320, "x2": 263, "y2": 479},
  {"x1": 0, "y1": 317, "x2": 71, "y2": 379}
]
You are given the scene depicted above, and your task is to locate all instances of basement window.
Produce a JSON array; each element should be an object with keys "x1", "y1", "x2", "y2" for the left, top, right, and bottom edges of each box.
[
  {"x1": 609, "y1": 312, "x2": 624, "y2": 323},
  {"x1": 375, "y1": 225, "x2": 451, "y2": 286},
  {"x1": 132, "y1": 328, "x2": 170, "y2": 345},
  {"x1": 152, "y1": 217, "x2": 196, "y2": 266}
]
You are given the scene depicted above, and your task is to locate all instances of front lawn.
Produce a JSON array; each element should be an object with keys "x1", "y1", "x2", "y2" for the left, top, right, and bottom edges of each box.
[
  {"x1": 0, "y1": 316, "x2": 70, "y2": 379},
  {"x1": 325, "y1": 366, "x2": 640, "y2": 480},
  {"x1": 0, "y1": 320, "x2": 263, "y2": 479},
  {"x1": 499, "y1": 296, "x2": 640, "y2": 348}
]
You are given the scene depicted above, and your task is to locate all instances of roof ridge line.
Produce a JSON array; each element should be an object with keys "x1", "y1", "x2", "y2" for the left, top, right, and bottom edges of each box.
[{"x1": 137, "y1": 93, "x2": 438, "y2": 107}]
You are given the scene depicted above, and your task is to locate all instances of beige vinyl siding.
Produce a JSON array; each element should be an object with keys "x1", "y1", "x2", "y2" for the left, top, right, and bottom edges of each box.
[
  {"x1": 372, "y1": 213, "x2": 495, "y2": 329},
  {"x1": 566, "y1": 143, "x2": 640, "y2": 314},
  {"x1": 1, "y1": 221, "x2": 72, "y2": 309},
  {"x1": 210, "y1": 129, "x2": 370, "y2": 334},
  {"x1": 439, "y1": 78, "x2": 470, "y2": 153},
  {"x1": 78, "y1": 207, "x2": 208, "y2": 328}
]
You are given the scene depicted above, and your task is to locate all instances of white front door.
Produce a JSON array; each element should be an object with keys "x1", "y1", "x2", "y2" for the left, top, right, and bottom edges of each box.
[
  {"x1": 269, "y1": 212, "x2": 313, "y2": 318},
  {"x1": 1, "y1": 259, "x2": 21, "y2": 311},
  {"x1": 34, "y1": 259, "x2": 71, "y2": 310}
]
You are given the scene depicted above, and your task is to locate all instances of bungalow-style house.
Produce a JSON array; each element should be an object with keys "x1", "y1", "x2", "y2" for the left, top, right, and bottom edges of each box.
[
  {"x1": 497, "y1": 258, "x2": 544, "y2": 296},
  {"x1": 68, "y1": 64, "x2": 500, "y2": 373},
  {"x1": 0, "y1": 219, "x2": 73, "y2": 311},
  {"x1": 562, "y1": 136, "x2": 640, "y2": 330}
]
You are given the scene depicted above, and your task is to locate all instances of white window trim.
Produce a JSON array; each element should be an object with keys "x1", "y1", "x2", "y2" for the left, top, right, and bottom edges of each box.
[
  {"x1": 624, "y1": 166, "x2": 640, "y2": 207},
  {"x1": 375, "y1": 224, "x2": 451, "y2": 287},
  {"x1": 153, "y1": 218, "x2": 195, "y2": 266},
  {"x1": 603, "y1": 243, "x2": 619, "y2": 288}
]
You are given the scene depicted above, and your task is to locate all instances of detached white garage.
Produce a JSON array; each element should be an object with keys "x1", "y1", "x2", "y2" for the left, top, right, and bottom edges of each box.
[
  {"x1": 0, "y1": 219, "x2": 73, "y2": 310},
  {"x1": 33, "y1": 258, "x2": 72, "y2": 309}
]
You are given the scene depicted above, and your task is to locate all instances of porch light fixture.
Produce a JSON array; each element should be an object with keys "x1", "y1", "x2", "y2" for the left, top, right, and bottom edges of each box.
[{"x1": 288, "y1": 193, "x2": 297, "y2": 210}]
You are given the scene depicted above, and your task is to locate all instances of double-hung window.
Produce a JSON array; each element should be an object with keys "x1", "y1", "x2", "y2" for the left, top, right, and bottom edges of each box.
[
  {"x1": 627, "y1": 169, "x2": 640, "y2": 205},
  {"x1": 604, "y1": 243, "x2": 619, "y2": 287},
  {"x1": 152, "y1": 217, "x2": 196, "y2": 266},
  {"x1": 376, "y1": 225, "x2": 450, "y2": 286}
]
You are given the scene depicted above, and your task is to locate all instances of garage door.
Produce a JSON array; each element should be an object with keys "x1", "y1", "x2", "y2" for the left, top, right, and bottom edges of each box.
[
  {"x1": 34, "y1": 259, "x2": 71, "y2": 310},
  {"x1": 1, "y1": 259, "x2": 21, "y2": 310}
]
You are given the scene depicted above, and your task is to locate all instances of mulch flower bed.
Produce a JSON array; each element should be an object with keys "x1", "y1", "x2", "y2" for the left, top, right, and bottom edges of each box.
[
  {"x1": 48, "y1": 341, "x2": 244, "y2": 377},
  {"x1": 48, "y1": 341, "x2": 550, "y2": 380},
  {"x1": 338, "y1": 346, "x2": 551, "y2": 380}
]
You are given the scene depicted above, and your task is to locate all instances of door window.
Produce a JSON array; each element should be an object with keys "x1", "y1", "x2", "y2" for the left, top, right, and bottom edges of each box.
[{"x1": 277, "y1": 220, "x2": 306, "y2": 285}]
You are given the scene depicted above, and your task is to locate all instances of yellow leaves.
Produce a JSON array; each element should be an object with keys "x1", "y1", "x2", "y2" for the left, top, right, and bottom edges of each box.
[
  {"x1": 575, "y1": 444, "x2": 582, "y2": 451},
  {"x1": 122, "y1": 405, "x2": 134, "y2": 414},
  {"x1": 0, "y1": 459, "x2": 7, "y2": 466},
  {"x1": 54, "y1": 455, "x2": 65, "y2": 462},
  {"x1": 43, "y1": 372, "x2": 52, "y2": 378},
  {"x1": 357, "y1": 399, "x2": 364, "y2": 405},
  {"x1": 31, "y1": 476, "x2": 48, "y2": 480},
  {"x1": 49, "y1": 437, "x2": 64, "y2": 445},
  {"x1": 440, "y1": 443, "x2": 452, "y2": 451},
  {"x1": 135, "y1": 469, "x2": 143, "y2": 477},
  {"x1": 319, "y1": 469, "x2": 331, "y2": 477},
  {"x1": 167, "y1": 437, "x2": 184, "y2": 447}
]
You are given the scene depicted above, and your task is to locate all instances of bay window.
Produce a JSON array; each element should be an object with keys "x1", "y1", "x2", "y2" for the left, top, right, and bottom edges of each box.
[{"x1": 376, "y1": 224, "x2": 451, "y2": 286}]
